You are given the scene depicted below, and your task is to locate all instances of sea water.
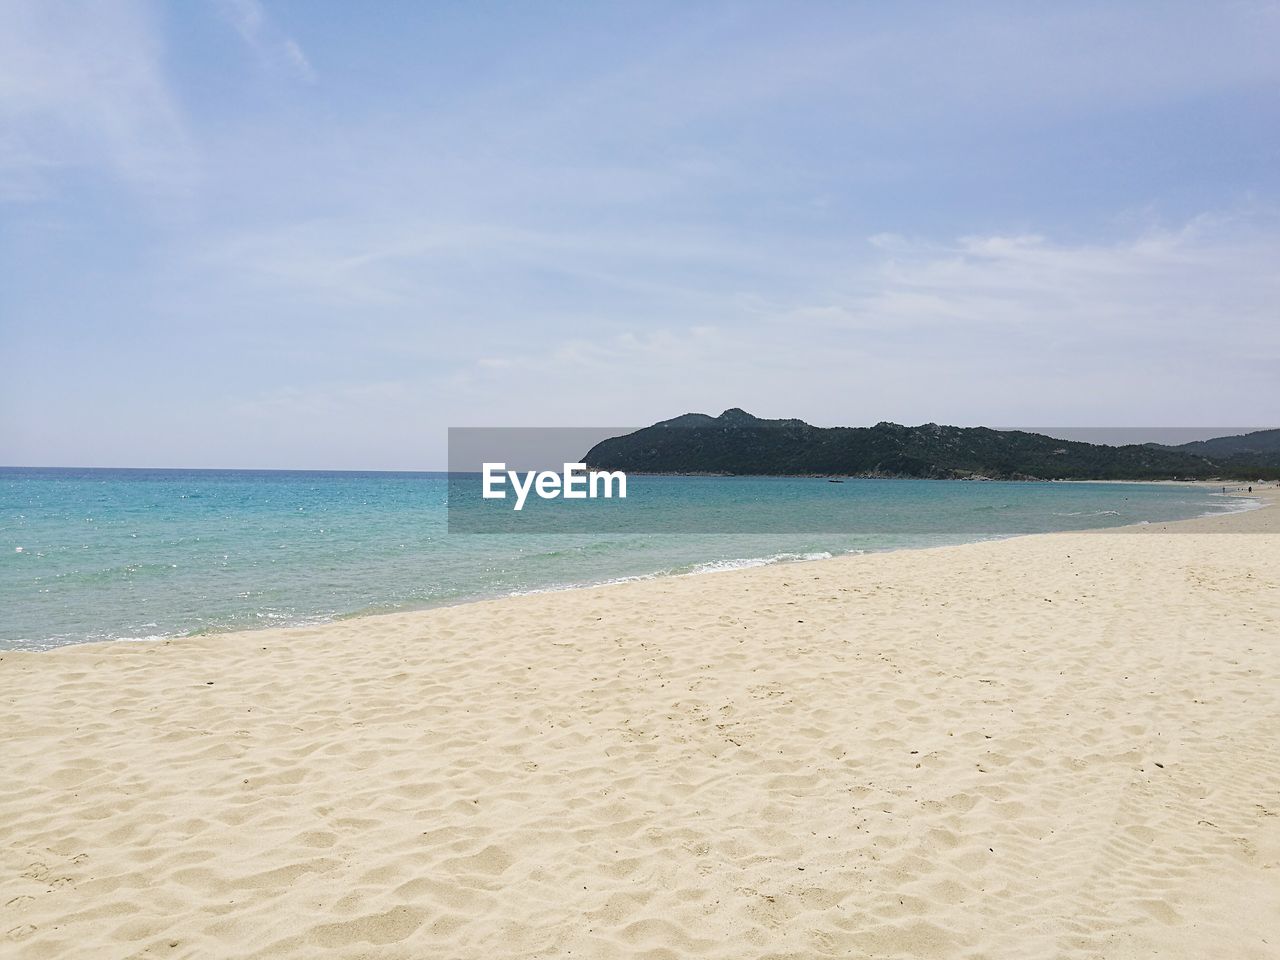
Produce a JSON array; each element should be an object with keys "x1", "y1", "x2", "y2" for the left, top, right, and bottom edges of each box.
[{"x1": 0, "y1": 468, "x2": 1253, "y2": 650}]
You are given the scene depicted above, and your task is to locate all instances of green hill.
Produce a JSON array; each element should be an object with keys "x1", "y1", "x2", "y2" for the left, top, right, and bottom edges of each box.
[
  {"x1": 583, "y1": 410, "x2": 1280, "y2": 481},
  {"x1": 1162, "y1": 429, "x2": 1280, "y2": 462}
]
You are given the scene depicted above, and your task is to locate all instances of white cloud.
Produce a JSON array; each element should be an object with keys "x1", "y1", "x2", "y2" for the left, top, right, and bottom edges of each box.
[
  {"x1": 846, "y1": 215, "x2": 1280, "y2": 352},
  {"x1": 4, "y1": 3, "x2": 1278, "y2": 467},
  {"x1": 415, "y1": 210, "x2": 1280, "y2": 430},
  {"x1": 0, "y1": 0, "x2": 194, "y2": 198},
  {"x1": 217, "y1": 0, "x2": 316, "y2": 82}
]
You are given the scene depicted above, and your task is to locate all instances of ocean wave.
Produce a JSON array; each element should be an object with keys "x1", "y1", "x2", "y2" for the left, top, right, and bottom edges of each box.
[
  {"x1": 506, "y1": 549, "x2": 853, "y2": 598},
  {"x1": 683, "y1": 551, "x2": 836, "y2": 575},
  {"x1": 0, "y1": 630, "x2": 173, "y2": 652},
  {"x1": 1203, "y1": 495, "x2": 1264, "y2": 517}
]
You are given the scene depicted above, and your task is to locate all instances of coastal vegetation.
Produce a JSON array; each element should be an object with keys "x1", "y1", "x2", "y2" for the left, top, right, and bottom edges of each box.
[{"x1": 584, "y1": 409, "x2": 1280, "y2": 480}]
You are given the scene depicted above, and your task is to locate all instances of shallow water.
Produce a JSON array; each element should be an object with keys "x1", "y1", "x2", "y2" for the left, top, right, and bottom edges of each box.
[{"x1": 0, "y1": 468, "x2": 1249, "y2": 649}]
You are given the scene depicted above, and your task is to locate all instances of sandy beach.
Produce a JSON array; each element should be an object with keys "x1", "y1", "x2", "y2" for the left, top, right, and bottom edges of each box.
[{"x1": 2, "y1": 489, "x2": 1277, "y2": 959}]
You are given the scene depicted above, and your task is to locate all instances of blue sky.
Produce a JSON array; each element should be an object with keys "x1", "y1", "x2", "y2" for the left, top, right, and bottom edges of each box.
[{"x1": 1, "y1": 0, "x2": 1278, "y2": 468}]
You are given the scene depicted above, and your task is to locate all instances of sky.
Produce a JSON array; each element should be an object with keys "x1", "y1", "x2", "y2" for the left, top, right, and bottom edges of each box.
[{"x1": 1, "y1": 0, "x2": 1278, "y2": 469}]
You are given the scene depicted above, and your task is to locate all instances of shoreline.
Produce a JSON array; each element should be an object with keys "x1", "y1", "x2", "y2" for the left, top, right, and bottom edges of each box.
[
  {"x1": 7, "y1": 481, "x2": 1271, "y2": 656},
  {"x1": 2, "y1": 484, "x2": 1277, "y2": 957},
  {"x1": 478, "y1": 482, "x2": 1270, "y2": 609}
]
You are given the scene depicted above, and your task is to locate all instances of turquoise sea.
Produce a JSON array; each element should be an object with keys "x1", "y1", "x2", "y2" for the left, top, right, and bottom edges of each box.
[{"x1": 0, "y1": 468, "x2": 1252, "y2": 651}]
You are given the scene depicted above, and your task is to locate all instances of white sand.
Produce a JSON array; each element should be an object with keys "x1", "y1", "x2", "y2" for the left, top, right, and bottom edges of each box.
[{"x1": 3, "y1": 489, "x2": 1278, "y2": 959}]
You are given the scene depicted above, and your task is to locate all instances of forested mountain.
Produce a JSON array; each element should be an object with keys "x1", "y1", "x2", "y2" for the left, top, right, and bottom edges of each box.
[
  {"x1": 583, "y1": 410, "x2": 1280, "y2": 480},
  {"x1": 1160, "y1": 429, "x2": 1280, "y2": 461}
]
